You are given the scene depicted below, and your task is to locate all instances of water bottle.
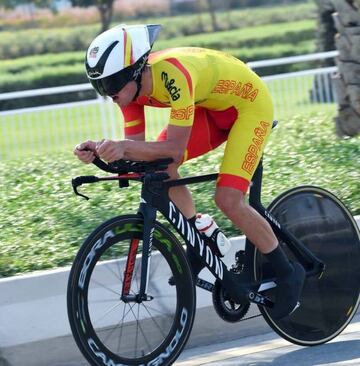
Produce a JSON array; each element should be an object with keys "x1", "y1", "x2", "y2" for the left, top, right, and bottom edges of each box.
[{"x1": 195, "y1": 213, "x2": 231, "y2": 257}]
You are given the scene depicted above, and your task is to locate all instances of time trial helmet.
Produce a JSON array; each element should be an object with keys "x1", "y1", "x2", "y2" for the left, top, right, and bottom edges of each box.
[{"x1": 85, "y1": 24, "x2": 162, "y2": 97}]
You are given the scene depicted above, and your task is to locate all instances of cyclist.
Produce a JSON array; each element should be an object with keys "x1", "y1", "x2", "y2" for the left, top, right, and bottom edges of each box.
[{"x1": 74, "y1": 24, "x2": 305, "y2": 319}]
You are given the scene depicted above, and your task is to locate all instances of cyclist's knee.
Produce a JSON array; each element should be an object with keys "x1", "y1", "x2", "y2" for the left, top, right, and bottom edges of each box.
[
  {"x1": 215, "y1": 187, "x2": 246, "y2": 217},
  {"x1": 165, "y1": 162, "x2": 181, "y2": 179}
]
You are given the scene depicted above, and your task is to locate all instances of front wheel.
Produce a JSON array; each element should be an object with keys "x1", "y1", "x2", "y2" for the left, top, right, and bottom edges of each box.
[
  {"x1": 255, "y1": 186, "x2": 360, "y2": 346},
  {"x1": 67, "y1": 214, "x2": 196, "y2": 366}
]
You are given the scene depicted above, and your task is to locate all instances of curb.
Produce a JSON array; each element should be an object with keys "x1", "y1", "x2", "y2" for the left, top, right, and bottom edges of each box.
[{"x1": 1, "y1": 216, "x2": 359, "y2": 366}]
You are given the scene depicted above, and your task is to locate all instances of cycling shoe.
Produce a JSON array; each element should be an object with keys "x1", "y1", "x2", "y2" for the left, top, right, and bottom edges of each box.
[{"x1": 268, "y1": 262, "x2": 306, "y2": 320}]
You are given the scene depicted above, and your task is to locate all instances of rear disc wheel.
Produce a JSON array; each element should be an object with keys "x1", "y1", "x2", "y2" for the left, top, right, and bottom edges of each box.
[{"x1": 255, "y1": 186, "x2": 360, "y2": 346}]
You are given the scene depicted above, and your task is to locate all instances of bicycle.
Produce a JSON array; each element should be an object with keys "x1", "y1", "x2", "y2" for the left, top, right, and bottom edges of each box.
[{"x1": 67, "y1": 122, "x2": 360, "y2": 366}]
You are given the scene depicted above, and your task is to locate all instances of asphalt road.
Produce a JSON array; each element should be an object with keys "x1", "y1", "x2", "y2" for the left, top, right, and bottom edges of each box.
[
  {"x1": 53, "y1": 313, "x2": 360, "y2": 366},
  {"x1": 176, "y1": 316, "x2": 360, "y2": 366}
]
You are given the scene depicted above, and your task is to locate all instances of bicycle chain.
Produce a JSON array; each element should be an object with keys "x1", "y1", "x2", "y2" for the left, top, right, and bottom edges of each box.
[{"x1": 240, "y1": 309, "x2": 262, "y2": 321}]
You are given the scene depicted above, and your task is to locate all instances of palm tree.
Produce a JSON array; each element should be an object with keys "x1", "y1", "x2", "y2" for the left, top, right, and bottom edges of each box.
[{"x1": 316, "y1": 0, "x2": 360, "y2": 137}]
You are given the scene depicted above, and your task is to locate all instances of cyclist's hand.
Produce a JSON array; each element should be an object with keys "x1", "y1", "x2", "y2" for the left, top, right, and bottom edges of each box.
[
  {"x1": 74, "y1": 140, "x2": 98, "y2": 164},
  {"x1": 96, "y1": 139, "x2": 125, "y2": 163}
]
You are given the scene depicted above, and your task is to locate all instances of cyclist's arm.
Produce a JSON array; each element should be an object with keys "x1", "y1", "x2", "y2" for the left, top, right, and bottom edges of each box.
[
  {"x1": 123, "y1": 124, "x2": 191, "y2": 163},
  {"x1": 121, "y1": 102, "x2": 145, "y2": 141},
  {"x1": 125, "y1": 132, "x2": 145, "y2": 141}
]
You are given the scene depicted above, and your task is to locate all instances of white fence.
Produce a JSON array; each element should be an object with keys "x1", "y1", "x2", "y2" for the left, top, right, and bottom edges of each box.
[{"x1": 0, "y1": 51, "x2": 339, "y2": 158}]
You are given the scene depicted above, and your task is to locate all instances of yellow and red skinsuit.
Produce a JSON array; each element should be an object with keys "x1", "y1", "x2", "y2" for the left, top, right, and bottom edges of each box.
[{"x1": 122, "y1": 47, "x2": 274, "y2": 193}]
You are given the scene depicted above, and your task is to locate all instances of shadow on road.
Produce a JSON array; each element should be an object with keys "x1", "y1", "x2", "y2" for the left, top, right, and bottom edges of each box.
[{"x1": 247, "y1": 339, "x2": 360, "y2": 366}]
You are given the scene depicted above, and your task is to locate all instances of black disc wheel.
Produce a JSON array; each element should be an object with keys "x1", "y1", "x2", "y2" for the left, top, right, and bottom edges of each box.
[
  {"x1": 255, "y1": 186, "x2": 360, "y2": 346},
  {"x1": 67, "y1": 215, "x2": 196, "y2": 366}
]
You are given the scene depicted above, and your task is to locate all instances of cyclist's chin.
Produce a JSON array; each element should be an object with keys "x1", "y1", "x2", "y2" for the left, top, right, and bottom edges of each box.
[
  {"x1": 116, "y1": 94, "x2": 136, "y2": 108},
  {"x1": 114, "y1": 99, "x2": 130, "y2": 108}
]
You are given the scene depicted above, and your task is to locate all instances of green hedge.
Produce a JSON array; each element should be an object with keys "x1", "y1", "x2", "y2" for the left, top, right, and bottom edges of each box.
[
  {"x1": 0, "y1": 64, "x2": 94, "y2": 110},
  {"x1": 0, "y1": 64, "x2": 86, "y2": 91},
  {"x1": 155, "y1": 20, "x2": 315, "y2": 51},
  {"x1": 0, "y1": 52, "x2": 85, "y2": 75},
  {"x1": 0, "y1": 3, "x2": 316, "y2": 60},
  {"x1": 0, "y1": 25, "x2": 98, "y2": 60},
  {"x1": 147, "y1": 2, "x2": 316, "y2": 38}
]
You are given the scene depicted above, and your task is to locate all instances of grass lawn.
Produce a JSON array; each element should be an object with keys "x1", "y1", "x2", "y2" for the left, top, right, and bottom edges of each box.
[{"x1": 0, "y1": 110, "x2": 359, "y2": 278}]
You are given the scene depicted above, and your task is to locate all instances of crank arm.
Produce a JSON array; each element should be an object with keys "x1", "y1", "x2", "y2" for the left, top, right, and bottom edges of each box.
[{"x1": 196, "y1": 278, "x2": 214, "y2": 292}]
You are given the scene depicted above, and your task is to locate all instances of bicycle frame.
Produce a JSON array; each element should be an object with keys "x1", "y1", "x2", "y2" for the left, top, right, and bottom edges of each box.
[{"x1": 126, "y1": 158, "x2": 325, "y2": 308}]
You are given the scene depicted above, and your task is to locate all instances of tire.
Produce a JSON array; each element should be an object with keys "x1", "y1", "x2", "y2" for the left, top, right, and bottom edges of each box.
[
  {"x1": 67, "y1": 214, "x2": 196, "y2": 366},
  {"x1": 255, "y1": 186, "x2": 360, "y2": 346}
]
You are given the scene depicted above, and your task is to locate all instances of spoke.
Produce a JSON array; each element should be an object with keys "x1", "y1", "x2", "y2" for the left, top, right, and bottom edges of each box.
[
  {"x1": 93, "y1": 298, "x2": 136, "y2": 330},
  {"x1": 103, "y1": 262, "x2": 123, "y2": 282},
  {"x1": 129, "y1": 303, "x2": 153, "y2": 356},
  {"x1": 135, "y1": 304, "x2": 140, "y2": 358},
  {"x1": 141, "y1": 303, "x2": 168, "y2": 338},
  {"x1": 149, "y1": 256, "x2": 162, "y2": 278},
  {"x1": 117, "y1": 303, "x2": 127, "y2": 354},
  {"x1": 90, "y1": 298, "x2": 120, "y2": 304},
  {"x1": 92, "y1": 300, "x2": 124, "y2": 326},
  {"x1": 101, "y1": 302, "x2": 137, "y2": 346},
  {"x1": 141, "y1": 304, "x2": 173, "y2": 318},
  {"x1": 117, "y1": 243, "x2": 127, "y2": 281},
  {"x1": 90, "y1": 278, "x2": 122, "y2": 297}
]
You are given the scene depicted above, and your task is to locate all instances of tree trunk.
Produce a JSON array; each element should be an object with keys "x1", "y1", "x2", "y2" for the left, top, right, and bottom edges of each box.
[
  {"x1": 98, "y1": 0, "x2": 114, "y2": 34},
  {"x1": 316, "y1": 0, "x2": 360, "y2": 137},
  {"x1": 315, "y1": 0, "x2": 336, "y2": 65},
  {"x1": 206, "y1": 0, "x2": 220, "y2": 31}
]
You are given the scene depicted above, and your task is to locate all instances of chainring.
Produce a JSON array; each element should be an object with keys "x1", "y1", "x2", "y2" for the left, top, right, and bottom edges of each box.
[{"x1": 212, "y1": 279, "x2": 250, "y2": 323}]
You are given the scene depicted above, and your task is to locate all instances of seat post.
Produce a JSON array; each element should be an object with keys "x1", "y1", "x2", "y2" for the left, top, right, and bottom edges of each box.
[{"x1": 249, "y1": 157, "x2": 263, "y2": 208}]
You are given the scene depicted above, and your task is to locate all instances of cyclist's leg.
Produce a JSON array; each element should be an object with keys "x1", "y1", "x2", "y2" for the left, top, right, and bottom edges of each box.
[
  {"x1": 214, "y1": 100, "x2": 305, "y2": 319},
  {"x1": 215, "y1": 115, "x2": 277, "y2": 254}
]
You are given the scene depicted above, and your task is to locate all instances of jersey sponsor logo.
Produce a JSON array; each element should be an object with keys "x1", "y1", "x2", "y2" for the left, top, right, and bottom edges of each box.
[
  {"x1": 170, "y1": 105, "x2": 194, "y2": 120},
  {"x1": 161, "y1": 72, "x2": 181, "y2": 101},
  {"x1": 242, "y1": 121, "x2": 270, "y2": 175},
  {"x1": 211, "y1": 80, "x2": 259, "y2": 102}
]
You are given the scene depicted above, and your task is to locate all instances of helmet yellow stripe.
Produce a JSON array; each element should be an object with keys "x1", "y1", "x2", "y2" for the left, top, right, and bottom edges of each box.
[{"x1": 123, "y1": 30, "x2": 133, "y2": 68}]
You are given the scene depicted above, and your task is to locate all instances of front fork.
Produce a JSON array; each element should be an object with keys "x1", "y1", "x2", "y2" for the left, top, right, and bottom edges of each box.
[{"x1": 121, "y1": 200, "x2": 157, "y2": 303}]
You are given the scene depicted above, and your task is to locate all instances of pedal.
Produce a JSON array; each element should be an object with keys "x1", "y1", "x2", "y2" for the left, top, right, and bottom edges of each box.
[
  {"x1": 248, "y1": 291, "x2": 274, "y2": 307},
  {"x1": 258, "y1": 281, "x2": 277, "y2": 293}
]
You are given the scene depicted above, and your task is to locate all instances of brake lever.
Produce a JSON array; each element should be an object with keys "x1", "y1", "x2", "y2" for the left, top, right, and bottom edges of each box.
[
  {"x1": 72, "y1": 176, "x2": 100, "y2": 200},
  {"x1": 73, "y1": 187, "x2": 90, "y2": 201}
]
